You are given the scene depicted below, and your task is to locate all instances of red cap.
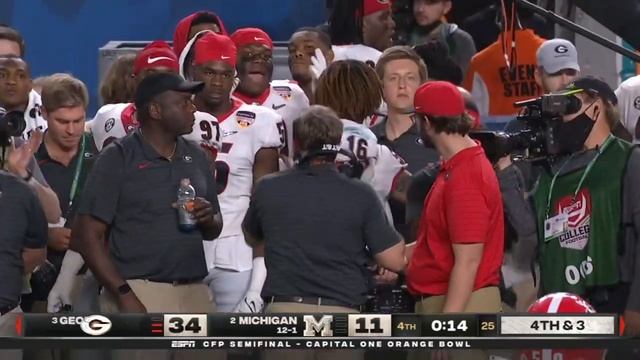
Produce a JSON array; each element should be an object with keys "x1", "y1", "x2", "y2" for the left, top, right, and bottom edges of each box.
[
  {"x1": 194, "y1": 32, "x2": 237, "y2": 67},
  {"x1": 363, "y1": 0, "x2": 392, "y2": 17},
  {"x1": 230, "y1": 28, "x2": 273, "y2": 50},
  {"x1": 173, "y1": 11, "x2": 228, "y2": 58},
  {"x1": 414, "y1": 81, "x2": 465, "y2": 117},
  {"x1": 133, "y1": 41, "x2": 179, "y2": 76}
]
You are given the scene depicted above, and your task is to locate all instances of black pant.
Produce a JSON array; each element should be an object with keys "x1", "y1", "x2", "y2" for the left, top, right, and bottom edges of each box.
[
  {"x1": 586, "y1": 283, "x2": 630, "y2": 314},
  {"x1": 584, "y1": 283, "x2": 640, "y2": 359}
]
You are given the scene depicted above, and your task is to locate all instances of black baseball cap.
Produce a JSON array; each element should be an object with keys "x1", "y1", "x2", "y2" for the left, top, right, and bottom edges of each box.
[
  {"x1": 134, "y1": 72, "x2": 204, "y2": 109},
  {"x1": 566, "y1": 76, "x2": 618, "y2": 106}
]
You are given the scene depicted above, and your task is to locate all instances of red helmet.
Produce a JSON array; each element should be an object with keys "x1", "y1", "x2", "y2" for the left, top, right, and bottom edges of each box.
[
  {"x1": 528, "y1": 292, "x2": 596, "y2": 314},
  {"x1": 520, "y1": 293, "x2": 604, "y2": 360}
]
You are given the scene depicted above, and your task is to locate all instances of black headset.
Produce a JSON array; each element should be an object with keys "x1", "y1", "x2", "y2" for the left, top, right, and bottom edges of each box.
[
  {"x1": 296, "y1": 145, "x2": 365, "y2": 179},
  {"x1": 336, "y1": 148, "x2": 365, "y2": 179}
]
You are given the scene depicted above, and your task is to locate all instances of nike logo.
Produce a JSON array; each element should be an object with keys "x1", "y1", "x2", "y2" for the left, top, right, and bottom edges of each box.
[
  {"x1": 221, "y1": 56, "x2": 231, "y2": 60},
  {"x1": 137, "y1": 162, "x2": 151, "y2": 169},
  {"x1": 272, "y1": 104, "x2": 286, "y2": 110},
  {"x1": 254, "y1": 37, "x2": 265, "y2": 41},
  {"x1": 147, "y1": 56, "x2": 173, "y2": 64},
  {"x1": 222, "y1": 130, "x2": 238, "y2": 137}
]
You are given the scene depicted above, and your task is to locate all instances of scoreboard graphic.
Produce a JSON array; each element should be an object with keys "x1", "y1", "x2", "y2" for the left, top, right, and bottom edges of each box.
[{"x1": 0, "y1": 313, "x2": 631, "y2": 350}]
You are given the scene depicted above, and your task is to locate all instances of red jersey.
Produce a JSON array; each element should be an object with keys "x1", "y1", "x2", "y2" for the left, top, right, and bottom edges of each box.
[{"x1": 406, "y1": 144, "x2": 504, "y2": 296}]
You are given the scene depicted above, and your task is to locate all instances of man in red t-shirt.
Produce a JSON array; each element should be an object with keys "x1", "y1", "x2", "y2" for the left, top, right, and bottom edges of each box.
[{"x1": 406, "y1": 81, "x2": 504, "y2": 315}]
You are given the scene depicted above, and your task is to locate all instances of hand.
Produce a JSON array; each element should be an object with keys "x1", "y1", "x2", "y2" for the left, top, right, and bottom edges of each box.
[
  {"x1": 495, "y1": 155, "x2": 513, "y2": 171},
  {"x1": 374, "y1": 267, "x2": 399, "y2": 285},
  {"x1": 7, "y1": 130, "x2": 42, "y2": 178},
  {"x1": 47, "y1": 271, "x2": 76, "y2": 313},
  {"x1": 624, "y1": 310, "x2": 640, "y2": 336},
  {"x1": 310, "y1": 48, "x2": 328, "y2": 80},
  {"x1": 48, "y1": 227, "x2": 71, "y2": 252},
  {"x1": 117, "y1": 292, "x2": 147, "y2": 313},
  {"x1": 191, "y1": 197, "x2": 217, "y2": 227},
  {"x1": 233, "y1": 290, "x2": 265, "y2": 313}
]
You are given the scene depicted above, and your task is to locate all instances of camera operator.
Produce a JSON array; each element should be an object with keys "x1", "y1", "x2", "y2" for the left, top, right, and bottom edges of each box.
[
  {"x1": 0, "y1": 51, "x2": 47, "y2": 139},
  {"x1": 505, "y1": 39, "x2": 581, "y2": 136},
  {"x1": 506, "y1": 39, "x2": 631, "y2": 152},
  {"x1": 0, "y1": 55, "x2": 61, "y2": 225},
  {"x1": 503, "y1": 77, "x2": 640, "y2": 335},
  {"x1": 0, "y1": 166, "x2": 48, "y2": 360}
]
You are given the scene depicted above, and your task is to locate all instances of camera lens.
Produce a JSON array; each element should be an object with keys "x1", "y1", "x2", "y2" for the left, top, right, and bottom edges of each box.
[{"x1": 0, "y1": 110, "x2": 26, "y2": 137}]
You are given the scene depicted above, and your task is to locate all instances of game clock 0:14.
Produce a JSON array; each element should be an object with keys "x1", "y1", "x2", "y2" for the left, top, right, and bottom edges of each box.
[{"x1": 423, "y1": 315, "x2": 477, "y2": 337}]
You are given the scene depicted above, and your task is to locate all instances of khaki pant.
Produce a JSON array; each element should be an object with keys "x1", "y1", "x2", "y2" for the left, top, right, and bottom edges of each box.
[
  {"x1": 262, "y1": 302, "x2": 363, "y2": 360},
  {"x1": 409, "y1": 287, "x2": 502, "y2": 360},
  {"x1": 100, "y1": 279, "x2": 224, "y2": 360},
  {"x1": 0, "y1": 306, "x2": 22, "y2": 360}
]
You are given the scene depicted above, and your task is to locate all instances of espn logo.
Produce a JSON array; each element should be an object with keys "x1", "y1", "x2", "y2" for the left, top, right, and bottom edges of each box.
[{"x1": 171, "y1": 340, "x2": 196, "y2": 348}]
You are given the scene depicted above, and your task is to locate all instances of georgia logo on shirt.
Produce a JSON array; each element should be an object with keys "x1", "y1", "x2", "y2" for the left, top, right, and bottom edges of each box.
[
  {"x1": 104, "y1": 118, "x2": 116, "y2": 133},
  {"x1": 29, "y1": 104, "x2": 42, "y2": 119},
  {"x1": 555, "y1": 188, "x2": 591, "y2": 251}
]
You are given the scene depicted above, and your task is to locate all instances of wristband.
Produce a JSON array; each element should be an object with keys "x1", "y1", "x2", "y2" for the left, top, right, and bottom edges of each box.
[
  {"x1": 48, "y1": 217, "x2": 66, "y2": 229},
  {"x1": 117, "y1": 283, "x2": 132, "y2": 296}
]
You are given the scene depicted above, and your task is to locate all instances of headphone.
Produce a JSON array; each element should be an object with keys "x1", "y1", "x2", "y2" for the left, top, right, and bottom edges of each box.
[
  {"x1": 337, "y1": 147, "x2": 365, "y2": 179},
  {"x1": 296, "y1": 144, "x2": 365, "y2": 179}
]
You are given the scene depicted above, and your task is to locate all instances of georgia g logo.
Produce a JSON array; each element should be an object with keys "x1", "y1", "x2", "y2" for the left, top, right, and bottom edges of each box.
[
  {"x1": 80, "y1": 315, "x2": 112, "y2": 336},
  {"x1": 555, "y1": 45, "x2": 569, "y2": 54}
]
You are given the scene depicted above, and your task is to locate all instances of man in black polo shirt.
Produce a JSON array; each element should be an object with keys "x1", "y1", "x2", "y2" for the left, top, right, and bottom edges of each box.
[
  {"x1": 0, "y1": 170, "x2": 47, "y2": 360},
  {"x1": 20, "y1": 74, "x2": 96, "y2": 313},
  {"x1": 371, "y1": 47, "x2": 435, "y2": 243},
  {"x1": 245, "y1": 106, "x2": 405, "y2": 299},
  {"x1": 72, "y1": 73, "x2": 222, "y2": 360},
  {"x1": 373, "y1": 46, "x2": 439, "y2": 173},
  {"x1": 244, "y1": 105, "x2": 406, "y2": 359}
]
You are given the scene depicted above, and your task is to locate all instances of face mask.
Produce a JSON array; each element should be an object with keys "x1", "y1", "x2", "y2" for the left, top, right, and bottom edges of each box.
[{"x1": 555, "y1": 103, "x2": 597, "y2": 154}]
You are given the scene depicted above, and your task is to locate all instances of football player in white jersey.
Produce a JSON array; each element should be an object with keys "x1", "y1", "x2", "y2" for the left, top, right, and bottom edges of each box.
[
  {"x1": 328, "y1": 0, "x2": 395, "y2": 66},
  {"x1": 288, "y1": 27, "x2": 335, "y2": 101},
  {"x1": 230, "y1": 27, "x2": 310, "y2": 169},
  {"x1": 0, "y1": 56, "x2": 47, "y2": 139},
  {"x1": 91, "y1": 41, "x2": 180, "y2": 152},
  {"x1": 616, "y1": 75, "x2": 640, "y2": 144},
  {"x1": 315, "y1": 60, "x2": 411, "y2": 216},
  {"x1": 181, "y1": 32, "x2": 282, "y2": 313}
]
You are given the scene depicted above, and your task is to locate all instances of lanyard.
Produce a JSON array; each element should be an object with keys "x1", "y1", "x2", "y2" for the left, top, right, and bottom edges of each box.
[
  {"x1": 545, "y1": 135, "x2": 613, "y2": 218},
  {"x1": 67, "y1": 134, "x2": 86, "y2": 212}
]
